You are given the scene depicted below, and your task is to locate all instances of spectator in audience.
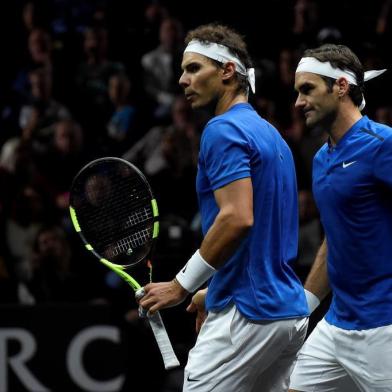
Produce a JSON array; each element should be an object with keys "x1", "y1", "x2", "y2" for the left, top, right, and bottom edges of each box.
[
  {"x1": 123, "y1": 94, "x2": 199, "y2": 220},
  {"x1": 75, "y1": 26, "x2": 125, "y2": 137},
  {"x1": 376, "y1": 0, "x2": 392, "y2": 37},
  {"x1": 19, "y1": 67, "x2": 70, "y2": 133},
  {"x1": 36, "y1": 119, "x2": 86, "y2": 216},
  {"x1": 292, "y1": 0, "x2": 320, "y2": 45},
  {"x1": 26, "y1": 224, "x2": 85, "y2": 302},
  {"x1": 13, "y1": 28, "x2": 53, "y2": 100},
  {"x1": 2, "y1": 66, "x2": 71, "y2": 179},
  {"x1": 141, "y1": 17, "x2": 184, "y2": 119},
  {"x1": 375, "y1": 105, "x2": 392, "y2": 124},
  {"x1": 4, "y1": 184, "x2": 48, "y2": 283},
  {"x1": 106, "y1": 72, "x2": 137, "y2": 153},
  {"x1": 274, "y1": 47, "x2": 301, "y2": 129},
  {"x1": 141, "y1": 3, "x2": 170, "y2": 52}
]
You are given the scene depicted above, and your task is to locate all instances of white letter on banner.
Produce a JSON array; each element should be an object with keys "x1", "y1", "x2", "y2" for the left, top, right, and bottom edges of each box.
[
  {"x1": 67, "y1": 325, "x2": 125, "y2": 392},
  {"x1": 0, "y1": 328, "x2": 49, "y2": 392}
]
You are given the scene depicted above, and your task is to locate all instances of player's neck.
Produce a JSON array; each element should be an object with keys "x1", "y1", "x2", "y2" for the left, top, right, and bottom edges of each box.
[
  {"x1": 215, "y1": 91, "x2": 247, "y2": 116},
  {"x1": 329, "y1": 104, "x2": 362, "y2": 145}
]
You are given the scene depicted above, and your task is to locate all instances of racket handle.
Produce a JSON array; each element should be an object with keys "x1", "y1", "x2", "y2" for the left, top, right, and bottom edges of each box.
[
  {"x1": 147, "y1": 311, "x2": 180, "y2": 370},
  {"x1": 135, "y1": 288, "x2": 180, "y2": 369},
  {"x1": 135, "y1": 288, "x2": 148, "y2": 318}
]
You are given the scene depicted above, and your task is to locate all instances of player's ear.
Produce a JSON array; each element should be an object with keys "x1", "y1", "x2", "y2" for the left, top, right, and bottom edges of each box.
[
  {"x1": 336, "y1": 77, "x2": 350, "y2": 97},
  {"x1": 222, "y1": 61, "x2": 236, "y2": 81}
]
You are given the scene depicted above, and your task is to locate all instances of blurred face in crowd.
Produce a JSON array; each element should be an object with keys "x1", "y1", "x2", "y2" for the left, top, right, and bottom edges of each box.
[
  {"x1": 84, "y1": 28, "x2": 108, "y2": 59},
  {"x1": 160, "y1": 18, "x2": 181, "y2": 51},
  {"x1": 108, "y1": 74, "x2": 130, "y2": 105},
  {"x1": 37, "y1": 229, "x2": 64, "y2": 259},
  {"x1": 294, "y1": 72, "x2": 339, "y2": 128},
  {"x1": 279, "y1": 48, "x2": 297, "y2": 85},
  {"x1": 29, "y1": 69, "x2": 52, "y2": 100},
  {"x1": 179, "y1": 52, "x2": 222, "y2": 110},
  {"x1": 23, "y1": 2, "x2": 35, "y2": 31},
  {"x1": 375, "y1": 106, "x2": 392, "y2": 125},
  {"x1": 85, "y1": 175, "x2": 111, "y2": 207},
  {"x1": 54, "y1": 121, "x2": 83, "y2": 155},
  {"x1": 28, "y1": 29, "x2": 51, "y2": 63}
]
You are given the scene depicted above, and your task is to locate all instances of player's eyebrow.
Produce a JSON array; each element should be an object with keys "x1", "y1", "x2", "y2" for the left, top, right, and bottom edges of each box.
[
  {"x1": 181, "y1": 61, "x2": 202, "y2": 72},
  {"x1": 295, "y1": 82, "x2": 314, "y2": 93}
]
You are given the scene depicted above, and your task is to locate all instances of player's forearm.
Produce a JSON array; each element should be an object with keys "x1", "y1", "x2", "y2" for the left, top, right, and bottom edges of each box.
[
  {"x1": 175, "y1": 178, "x2": 253, "y2": 293},
  {"x1": 304, "y1": 237, "x2": 330, "y2": 301},
  {"x1": 199, "y1": 208, "x2": 253, "y2": 269},
  {"x1": 175, "y1": 208, "x2": 252, "y2": 293}
]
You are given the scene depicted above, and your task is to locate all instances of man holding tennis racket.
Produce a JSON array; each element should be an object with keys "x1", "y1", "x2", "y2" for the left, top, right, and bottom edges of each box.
[
  {"x1": 289, "y1": 44, "x2": 392, "y2": 391},
  {"x1": 139, "y1": 23, "x2": 309, "y2": 391}
]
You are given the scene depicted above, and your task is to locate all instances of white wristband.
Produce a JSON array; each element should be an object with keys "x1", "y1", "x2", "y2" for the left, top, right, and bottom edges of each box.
[
  {"x1": 304, "y1": 289, "x2": 320, "y2": 314},
  {"x1": 175, "y1": 249, "x2": 216, "y2": 293}
]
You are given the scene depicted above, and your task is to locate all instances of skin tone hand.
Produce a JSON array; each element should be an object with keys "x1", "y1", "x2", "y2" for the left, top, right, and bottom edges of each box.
[
  {"x1": 138, "y1": 279, "x2": 189, "y2": 315},
  {"x1": 186, "y1": 288, "x2": 208, "y2": 333}
]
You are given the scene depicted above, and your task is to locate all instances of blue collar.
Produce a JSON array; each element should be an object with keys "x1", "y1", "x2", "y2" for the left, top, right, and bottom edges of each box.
[{"x1": 327, "y1": 116, "x2": 369, "y2": 151}]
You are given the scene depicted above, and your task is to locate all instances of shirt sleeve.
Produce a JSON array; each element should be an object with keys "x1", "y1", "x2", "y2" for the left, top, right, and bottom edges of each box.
[
  {"x1": 200, "y1": 120, "x2": 251, "y2": 190},
  {"x1": 374, "y1": 134, "x2": 392, "y2": 188}
]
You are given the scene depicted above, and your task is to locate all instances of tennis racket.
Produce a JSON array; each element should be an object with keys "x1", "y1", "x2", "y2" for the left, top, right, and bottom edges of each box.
[{"x1": 69, "y1": 157, "x2": 180, "y2": 370}]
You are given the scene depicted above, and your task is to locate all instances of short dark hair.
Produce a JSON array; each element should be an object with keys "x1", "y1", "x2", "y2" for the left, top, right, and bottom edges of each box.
[
  {"x1": 185, "y1": 23, "x2": 252, "y2": 94},
  {"x1": 303, "y1": 44, "x2": 364, "y2": 107}
]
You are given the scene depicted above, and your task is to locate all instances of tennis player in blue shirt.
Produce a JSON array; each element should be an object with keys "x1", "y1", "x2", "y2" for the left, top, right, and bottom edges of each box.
[
  {"x1": 139, "y1": 23, "x2": 308, "y2": 391},
  {"x1": 290, "y1": 44, "x2": 392, "y2": 392}
]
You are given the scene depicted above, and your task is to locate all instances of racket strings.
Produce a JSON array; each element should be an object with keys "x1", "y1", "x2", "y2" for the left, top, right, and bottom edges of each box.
[
  {"x1": 72, "y1": 161, "x2": 156, "y2": 264},
  {"x1": 124, "y1": 206, "x2": 153, "y2": 228},
  {"x1": 81, "y1": 175, "x2": 149, "y2": 222},
  {"x1": 111, "y1": 228, "x2": 152, "y2": 257}
]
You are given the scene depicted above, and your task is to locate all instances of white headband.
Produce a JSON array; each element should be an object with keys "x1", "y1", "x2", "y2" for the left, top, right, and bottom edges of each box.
[
  {"x1": 296, "y1": 57, "x2": 387, "y2": 110},
  {"x1": 184, "y1": 39, "x2": 256, "y2": 93}
]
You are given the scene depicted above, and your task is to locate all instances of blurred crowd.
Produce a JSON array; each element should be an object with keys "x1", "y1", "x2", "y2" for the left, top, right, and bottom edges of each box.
[{"x1": 1, "y1": 0, "x2": 392, "y2": 312}]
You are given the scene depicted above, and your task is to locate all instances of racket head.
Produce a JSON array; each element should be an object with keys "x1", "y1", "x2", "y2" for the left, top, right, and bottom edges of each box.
[{"x1": 69, "y1": 157, "x2": 159, "y2": 268}]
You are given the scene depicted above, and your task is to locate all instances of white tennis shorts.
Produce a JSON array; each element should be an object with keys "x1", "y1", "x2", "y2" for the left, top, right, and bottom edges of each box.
[
  {"x1": 290, "y1": 318, "x2": 392, "y2": 391},
  {"x1": 183, "y1": 303, "x2": 308, "y2": 392}
]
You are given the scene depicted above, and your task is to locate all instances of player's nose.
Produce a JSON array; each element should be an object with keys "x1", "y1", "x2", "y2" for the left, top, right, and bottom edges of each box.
[
  {"x1": 295, "y1": 94, "x2": 306, "y2": 109},
  {"x1": 179, "y1": 72, "x2": 190, "y2": 88}
]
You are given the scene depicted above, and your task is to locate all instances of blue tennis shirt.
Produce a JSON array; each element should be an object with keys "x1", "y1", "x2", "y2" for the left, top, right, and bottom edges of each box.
[
  {"x1": 197, "y1": 103, "x2": 308, "y2": 321},
  {"x1": 313, "y1": 115, "x2": 392, "y2": 330}
]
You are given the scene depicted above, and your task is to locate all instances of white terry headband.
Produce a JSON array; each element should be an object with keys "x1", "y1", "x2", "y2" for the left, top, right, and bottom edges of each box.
[
  {"x1": 184, "y1": 39, "x2": 256, "y2": 94},
  {"x1": 296, "y1": 57, "x2": 387, "y2": 111}
]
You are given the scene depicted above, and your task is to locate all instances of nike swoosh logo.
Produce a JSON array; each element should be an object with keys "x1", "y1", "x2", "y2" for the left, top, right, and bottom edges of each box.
[
  {"x1": 342, "y1": 161, "x2": 357, "y2": 168},
  {"x1": 187, "y1": 375, "x2": 200, "y2": 382}
]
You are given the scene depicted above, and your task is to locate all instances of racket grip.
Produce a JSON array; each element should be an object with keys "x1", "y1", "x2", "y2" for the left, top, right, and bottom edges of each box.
[
  {"x1": 147, "y1": 311, "x2": 180, "y2": 370},
  {"x1": 135, "y1": 288, "x2": 148, "y2": 318}
]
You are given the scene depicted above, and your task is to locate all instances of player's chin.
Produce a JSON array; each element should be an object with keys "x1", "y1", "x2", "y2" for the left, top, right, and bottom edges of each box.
[
  {"x1": 305, "y1": 115, "x2": 317, "y2": 128},
  {"x1": 190, "y1": 99, "x2": 201, "y2": 109}
]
